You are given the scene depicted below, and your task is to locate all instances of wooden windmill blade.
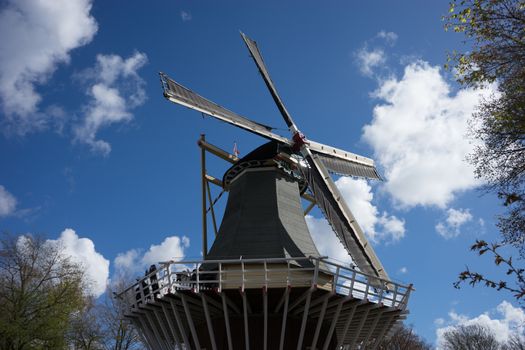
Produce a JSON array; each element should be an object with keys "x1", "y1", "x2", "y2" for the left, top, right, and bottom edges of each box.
[
  {"x1": 240, "y1": 32, "x2": 388, "y2": 280},
  {"x1": 308, "y1": 140, "x2": 382, "y2": 180},
  {"x1": 160, "y1": 72, "x2": 290, "y2": 145},
  {"x1": 301, "y1": 151, "x2": 389, "y2": 281}
]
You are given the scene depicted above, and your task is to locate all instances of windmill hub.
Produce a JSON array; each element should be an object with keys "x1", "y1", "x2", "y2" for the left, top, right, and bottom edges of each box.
[{"x1": 291, "y1": 131, "x2": 309, "y2": 153}]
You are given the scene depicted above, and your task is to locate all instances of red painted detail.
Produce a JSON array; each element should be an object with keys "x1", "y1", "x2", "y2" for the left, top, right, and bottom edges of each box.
[{"x1": 292, "y1": 131, "x2": 308, "y2": 152}]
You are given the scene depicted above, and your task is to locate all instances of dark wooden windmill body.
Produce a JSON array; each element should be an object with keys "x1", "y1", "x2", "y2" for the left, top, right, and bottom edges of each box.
[{"x1": 118, "y1": 33, "x2": 413, "y2": 350}]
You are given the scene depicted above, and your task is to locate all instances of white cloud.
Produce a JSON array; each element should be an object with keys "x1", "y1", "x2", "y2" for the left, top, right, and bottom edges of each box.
[
  {"x1": 0, "y1": 0, "x2": 97, "y2": 134},
  {"x1": 0, "y1": 185, "x2": 17, "y2": 217},
  {"x1": 436, "y1": 207, "x2": 473, "y2": 239},
  {"x1": 355, "y1": 47, "x2": 386, "y2": 77},
  {"x1": 306, "y1": 177, "x2": 405, "y2": 264},
  {"x1": 377, "y1": 30, "x2": 398, "y2": 45},
  {"x1": 336, "y1": 177, "x2": 406, "y2": 243},
  {"x1": 436, "y1": 301, "x2": 525, "y2": 348},
  {"x1": 114, "y1": 235, "x2": 190, "y2": 277},
  {"x1": 307, "y1": 215, "x2": 353, "y2": 265},
  {"x1": 399, "y1": 266, "x2": 408, "y2": 274},
  {"x1": 180, "y1": 10, "x2": 192, "y2": 22},
  {"x1": 50, "y1": 228, "x2": 110, "y2": 298},
  {"x1": 142, "y1": 236, "x2": 189, "y2": 266},
  {"x1": 362, "y1": 61, "x2": 496, "y2": 208},
  {"x1": 74, "y1": 52, "x2": 147, "y2": 155},
  {"x1": 114, "y1": 249, "x2": 140, "y2": 272}
]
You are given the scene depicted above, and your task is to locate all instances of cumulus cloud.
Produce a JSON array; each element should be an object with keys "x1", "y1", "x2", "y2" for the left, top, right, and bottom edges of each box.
[
  {"x1": 0, "y1": 185, "x2": 17, "y2": 217},
  {"x1": 355, "y1": 31, "x2": 398, "y2": 78},
  {"x1": 436, "y1": 301, "x2": 525, "y2": 348},
  {"x1": 114, "y1": 235, "x2": 190, "y2": 277},
  {"x1": 74, "y1": 52, "x2": 148, "y2": 155},
  {"x1": 355, "y1": 47, "x2": 386, "y2": 77},
  {"x1": 307, "y1": 177, "x2": 405, "y2": 264},
  {"x1": 435, "y1": 207, "x2": 473, "y2": 239},
  {"x1": 336, "y1": 177, "x2": 406, "y2": 243},
  {"x1": 377, "y1": 30, "x2": 398, "y2": 45},
  {"x1": 307, "y1": 215, "x2": 353, "y2": 265},
  {"x1": 49, "y1": 228, "x2": 110, "y2": 298},
  {"x1": 180, "y1": 10, "x2": 192, "y2": 22},
  {"x1": 362, "y1": 61, "x2": 496, "y2": 208},
  {"x1": 0, "y1": 0, "x2": 97, "y2": 134}
]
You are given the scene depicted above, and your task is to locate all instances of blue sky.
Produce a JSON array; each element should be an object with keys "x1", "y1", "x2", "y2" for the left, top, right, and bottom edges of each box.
[{"x1": 1, "y1": 0, "x2": 523, "y2": 346}]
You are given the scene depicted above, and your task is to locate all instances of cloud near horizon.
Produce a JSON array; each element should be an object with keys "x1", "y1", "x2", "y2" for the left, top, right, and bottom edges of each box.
[
  {"x1": 114, "y1": 235, "x2": 190, "y2": 278},
  {"x1": 48, "y1": 228, "x2": 110, "y2": 298},
  {"x1": 435, "y1": 301, "x2": 525, "y2": 348}
]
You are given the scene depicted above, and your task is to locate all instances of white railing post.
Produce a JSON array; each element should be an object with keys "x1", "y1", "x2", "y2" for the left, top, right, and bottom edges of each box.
[
  {"x1": 241, "y1": 260, "x2": 245, "y2": 292},
  {"x1": 349, "y1": 270, "x2": 356, "y2": 297},
  {"x1": 313, "y1": 258, "x2": 320, "y2": 288},
  {"x1": 219, "y1": 262, "x2": 223, "y2": 292},
  {"x1": 287, "y1": 260, "x2": 291, "y2": 286},
  {"x1": 264, "y1": 260, "x2": 268, "y2": 289},
  {"x1": 196, "y1": 262, "x2": 200, "y2": 293},
  {"x1": 364, "y1": 279, "x2": 370, "y2": 300},
  {"x1": 378, "y1": 281, "x2": 385, "y2": 304},
  {"x1": 392, "y1": 284, "x2": 399, "y2": 308}
]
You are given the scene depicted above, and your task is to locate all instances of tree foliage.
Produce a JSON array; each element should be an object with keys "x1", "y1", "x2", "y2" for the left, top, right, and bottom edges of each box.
[
  {"x1": 441, "y1": 324, "x2": 500, "y2": 350},
  {"x1": 444, "y1": 0, "x2": 525, "y2": 298},
  {"x1": 440, "y1": 323, "x2": 525, "y2": 349},
  {"x1": 0, "y1": 234, "x2": 86, "y2": 349},
  {"x1": 98, "y1": 281, "x2": 144, "y2": 350},
  {"x1": 455, "y1": 240, "x2": 525, "y2": 301},
  {"x1": 376, "y1": 323, "x2": 432, "y2": 350}
]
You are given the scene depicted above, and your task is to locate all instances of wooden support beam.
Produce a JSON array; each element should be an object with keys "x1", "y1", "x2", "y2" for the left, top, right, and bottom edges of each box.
[
  {"x1": 201, "y1": 134, "x2": 208, "y2": 259},
  {"x1": 206, "y1": 180, "x2": 218, "y2": 236},
  {"x1": 336, "y1": 302, "x2": 359, "y2": 349},
  {"x1": 242, "y1": 291, "x2": 250, "y2": 350},
  {"x1": 348, "y1": 307, "x2": 371, "y2": 349},
  {"x1": 304, "y1": 201, "x2": 316, "y2": 215},
  {"x1": 263, "y1": 288, "x2": 268, "y2": 350},
  {"x1": 221, "y1": 293, "x2": 234, "y2": 350},
  {"x1": 169, "y1": 298, "x2": 191, "y2": 348},
  {"x1": 153, "y1": 308, "x2": 173, "y2": 349},
  {"x1": 198, "y1": 138, "x2": 239, "y2": 163},
  {"x1": 137, "y1": 316, "x2": 157, "y2": 350},
  {"x1": 296, "y1": 288, "x2": 313, "y2": 350},
  {"x1": 144, "y1": 311, "x2": 168, "y2": 350},
  {"x1": 180, "y1": 293, "x2": 201, "y2": 350},
  {"x1": 205, "y1": 173, "x2": 224, "y2": 188},
  {"x1": 274, "y1": 286, "x2": 290, "y2": 313},
  {"x1": 160, "y1": 302, "x2": 182, "y2": 348},
  {"x1": 131, "y1": 318, "x2": 152, "y2": 350},
  {"x1": 201, "y1": 294, "x2": 218, "y2": 350},
  {"x1": 322, "y1": 298, "x2": 345, "y2": 350},
  {"x1": 363, "y1": 309, "x2": 384, "y2": 346},
  {"x1": 311, "y1": 295, "x2": 329, "y2": 349},
  {"x1": 279, "y1": 287, "x2": 290, "y2": 350},
  {"x1": 371, "y1": 314, "x2": 395, "y2": 350}
]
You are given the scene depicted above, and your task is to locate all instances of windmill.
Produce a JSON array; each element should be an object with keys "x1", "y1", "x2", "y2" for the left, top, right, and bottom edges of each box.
[{"x1": 119, "y1": 32, "x2": 413, "y2": 350}]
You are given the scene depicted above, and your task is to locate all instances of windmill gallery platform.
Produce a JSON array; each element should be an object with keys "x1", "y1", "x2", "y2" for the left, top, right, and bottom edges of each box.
[
  {"x1": 118, "y1": 32, "x2": 413, "y2": 349},
  {"x1": 119, "y1": 256, "x2": 411, "y2": 350}
]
